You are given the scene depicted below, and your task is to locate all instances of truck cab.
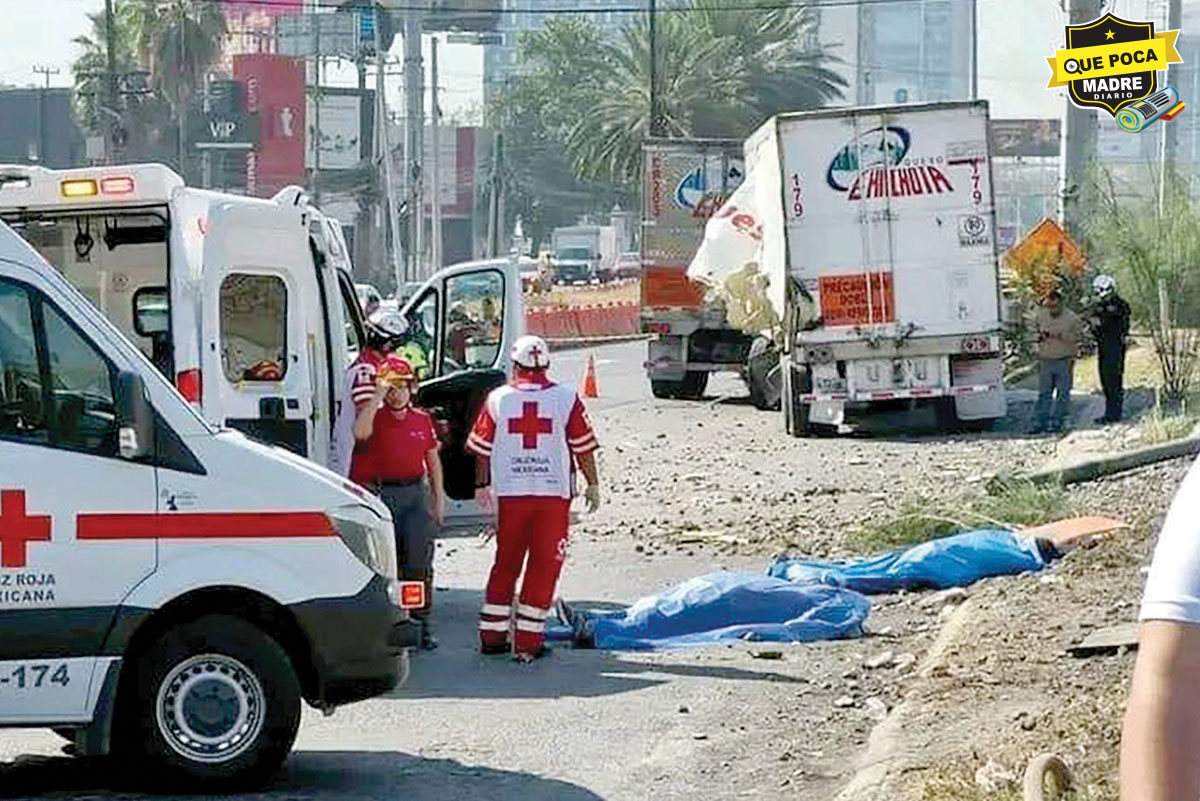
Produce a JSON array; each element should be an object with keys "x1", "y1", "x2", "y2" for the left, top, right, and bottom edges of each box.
[{"x1": 0, "y1": 164, "x2": 522, "y2": 527}]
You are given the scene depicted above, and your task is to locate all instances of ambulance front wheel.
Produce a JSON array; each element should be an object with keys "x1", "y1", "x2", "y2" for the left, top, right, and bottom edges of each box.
[{"x1": 124, "y1": 615, "x2": 301, "y2": 788}]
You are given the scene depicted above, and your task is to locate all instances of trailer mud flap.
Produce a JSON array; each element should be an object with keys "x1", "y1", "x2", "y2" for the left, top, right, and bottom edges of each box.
[
  {"x1": 647, "y1": 335, "x2": 686, "y2": 380},
  {"x1": 952, "y1": 356, "x2": 1005, "y2": 420}
]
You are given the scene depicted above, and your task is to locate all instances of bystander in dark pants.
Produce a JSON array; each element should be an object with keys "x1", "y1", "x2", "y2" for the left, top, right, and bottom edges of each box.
[
  {"x1": 1035, "y1": 357, "x2": 1074, "y2": 432},
  {"x1": 1098, "y1": 345, "x2": 1126, "y2": 422}
]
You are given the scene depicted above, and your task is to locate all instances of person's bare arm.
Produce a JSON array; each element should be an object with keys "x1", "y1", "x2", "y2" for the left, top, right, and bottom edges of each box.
[
  {"x1": 424, "y1": 447, "x2": 445, "y2": 526},
  {"x1": 475, "y1": 455, "x2": 490, "y2": 487},
  {"x1": 577, "y1": 451, "x2": 601, "y2": 512},
  {"x1": 577, "y1": 450, "x2": 599, "y2": 487},
  {"x1": 353, "y1": 386, "x2": 387, "y2": 441},
  {"x1": 1120, "y1": 619, "x2": 1200, "y2": 800}
]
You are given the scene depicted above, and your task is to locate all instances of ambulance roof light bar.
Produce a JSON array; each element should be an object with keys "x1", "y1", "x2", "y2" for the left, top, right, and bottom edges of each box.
[{"x1": 0, "y1": 163, "x2": 183, "y2": 210}]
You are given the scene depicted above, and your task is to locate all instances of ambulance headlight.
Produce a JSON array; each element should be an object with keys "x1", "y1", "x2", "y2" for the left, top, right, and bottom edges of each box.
[{"x1": 327, "y1": 505, "x2": 396, "y2": 580}]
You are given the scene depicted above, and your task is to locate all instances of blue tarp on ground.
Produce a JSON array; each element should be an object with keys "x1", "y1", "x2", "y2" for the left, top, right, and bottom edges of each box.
[
  {"x1": 767, "y1": 528, "x2": 1049, "y2": 594},
  {"x1": 579, "y1": 572, "x2": 871, "y2": 650}
]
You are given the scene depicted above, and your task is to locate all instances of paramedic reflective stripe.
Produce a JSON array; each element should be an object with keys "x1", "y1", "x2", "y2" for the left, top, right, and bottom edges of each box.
[
  {"x1": 798, "y1": 383, "x2": 1000, "y2": 403},
  {"x1": 466, "y1": 432, "x2": 493, "y2": 456},
  {"x1": 479, "y1": 619, "x2": 509, "y2": 632},
  {"x1": 480, "y1": 603, "x2": 511, "y2": 617},
  {"x1": 515, "y1": 619, "x2": 546, "y2": 633},
  {"x1": 516, "y1": 603, "x2": 549, "y2": 620},
  {"x1": 77, "y1": 512, "x2": 337, "y2": 539}
]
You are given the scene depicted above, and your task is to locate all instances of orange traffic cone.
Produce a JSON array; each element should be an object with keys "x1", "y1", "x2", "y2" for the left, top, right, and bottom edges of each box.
[{"x1": 581, "y1": 353, "x2": 599, "y2": 399}]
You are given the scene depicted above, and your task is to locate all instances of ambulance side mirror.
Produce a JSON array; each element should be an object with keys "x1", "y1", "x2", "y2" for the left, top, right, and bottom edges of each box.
[{"x1": 115, "y1": 371, "x2": 153, "y2": 461}]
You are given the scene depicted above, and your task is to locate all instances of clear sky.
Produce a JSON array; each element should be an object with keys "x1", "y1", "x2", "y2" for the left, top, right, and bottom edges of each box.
[{"x1": 1, "y1": 0, "x2": 102, "y2": 88}]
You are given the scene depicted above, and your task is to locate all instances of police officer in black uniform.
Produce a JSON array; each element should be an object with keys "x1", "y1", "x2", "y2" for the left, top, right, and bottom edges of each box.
[{"x1": 1089, "y1": 274, "x2": 1132, "y2": 424}]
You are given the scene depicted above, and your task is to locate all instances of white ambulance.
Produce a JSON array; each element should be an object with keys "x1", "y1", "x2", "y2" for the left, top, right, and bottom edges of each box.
[
  {"x1": 0, "y1": 215, "x2": 426, "y2": 786},
  {"x1": 0, "y1": 163, "x2": 522, "y2": 526}
]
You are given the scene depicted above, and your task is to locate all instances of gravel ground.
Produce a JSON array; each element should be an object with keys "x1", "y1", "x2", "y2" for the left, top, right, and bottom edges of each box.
[
  {"x1": 579, "y1": 393, "x2": 1061, "y2": 556},
  {"x1": 576, "y1": 391, "x2": 1189, "y2": 800}
]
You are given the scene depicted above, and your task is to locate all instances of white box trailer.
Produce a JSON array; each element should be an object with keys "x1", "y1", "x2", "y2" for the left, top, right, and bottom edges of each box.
[{"x1": 693, "y1": 100, "x2": 1006, "y2": 435}]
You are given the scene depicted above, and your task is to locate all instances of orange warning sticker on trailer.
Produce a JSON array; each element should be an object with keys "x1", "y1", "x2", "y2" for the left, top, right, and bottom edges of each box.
[{"x1": 818, "y1": 273, "x2": 896, "y2": 327}]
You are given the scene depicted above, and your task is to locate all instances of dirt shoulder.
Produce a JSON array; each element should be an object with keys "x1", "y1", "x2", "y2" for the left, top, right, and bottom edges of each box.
[{"x1": 582, "y1": 394, "x2": 1185, "y2": 801}]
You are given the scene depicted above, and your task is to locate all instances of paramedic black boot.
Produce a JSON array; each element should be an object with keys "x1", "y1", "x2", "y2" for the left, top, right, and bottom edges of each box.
[{"x1": 419, "y1": 617, "x2": 438, "y2": 650}]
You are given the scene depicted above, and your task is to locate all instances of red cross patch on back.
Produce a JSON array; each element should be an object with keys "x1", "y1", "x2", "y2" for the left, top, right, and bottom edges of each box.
[{"x1": 508, "y1": 402, "x2": 553, "y2": 450}]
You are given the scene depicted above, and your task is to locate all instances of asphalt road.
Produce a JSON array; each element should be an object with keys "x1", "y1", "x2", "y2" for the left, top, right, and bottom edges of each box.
[
  {"x1": 0, "y1": 535, "x2": 788, "y2": 801},
  {"x1": 0, "y1": 343, "x2": 772, "y2": 801},
  {"x1": 549, "y1": 340, "x2": 748, "y2": 411}
]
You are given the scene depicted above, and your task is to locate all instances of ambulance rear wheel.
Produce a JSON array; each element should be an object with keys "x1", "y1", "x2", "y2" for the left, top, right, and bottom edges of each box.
[{"x1": 127, "y1": 615, "x2": 300, "y2": 789}]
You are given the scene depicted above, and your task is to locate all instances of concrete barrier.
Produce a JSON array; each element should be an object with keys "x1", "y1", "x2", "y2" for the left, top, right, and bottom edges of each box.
[{"x1": 524, "y1": 301, "x2": 640, "y2": 341}]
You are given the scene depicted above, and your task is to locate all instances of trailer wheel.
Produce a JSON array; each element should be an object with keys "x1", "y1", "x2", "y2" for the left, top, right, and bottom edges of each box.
[
  {"x1": 122, "y1": 615, "x2": 300, "y2": 789},
  {"x1": 677, "y1": 371, "x2": 709, "y2": 400},
  {"x1": 747, "y1": 338, "x2": 781, "y2": 411},
  {"x1": 785, "y1": 365, "x2": 814, "y2": 437}
]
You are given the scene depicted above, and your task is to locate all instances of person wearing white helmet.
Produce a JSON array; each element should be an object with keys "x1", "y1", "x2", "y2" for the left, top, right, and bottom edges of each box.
[
  {"x1": 1088, "y1": 274, "x2": 1131, "y2": 424},
  {"x1": 466, "y1": 334, "x2": 602, "y2": 662}
]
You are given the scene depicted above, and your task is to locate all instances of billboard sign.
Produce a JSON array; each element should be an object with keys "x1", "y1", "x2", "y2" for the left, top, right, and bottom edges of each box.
[
  {"x1": 306, "y1": 92, "x2": 369, "y2": 170},
  {"x1": 277, "y1": 13, "x2": 360, "y2": 58},
  {"x1": 233, "y1": 54, "x2": 307, "y2": 197},
  {"x1": 990, "y1": 119, "x2": 1061, "y2": 158}
]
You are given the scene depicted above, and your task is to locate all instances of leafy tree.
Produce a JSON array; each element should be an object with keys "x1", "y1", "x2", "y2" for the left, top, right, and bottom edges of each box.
[
  {"x1": 1085, "y1": 165, "x2": 1200, "y2": 408},
  {"x1": 138, "y1": 0, "x2": 226, "y2": 120},
  {"x1": 567, "y1": 0, "x2": 846, "y2": 185},
  {"x1": 71, "y1": 0, "x2": 225, "y2": 172},
  {"x1": 486, "y1": 18, "x2": 632, "y2": 248}
]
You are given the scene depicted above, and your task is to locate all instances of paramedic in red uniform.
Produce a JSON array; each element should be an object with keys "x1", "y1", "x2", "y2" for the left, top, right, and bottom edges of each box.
[
  {"x1": 352, "y1": 354, "x2": 445, "y2": 650},
  {"x1": 467, "y1": 335, "x2": 601, "y2": 662}
]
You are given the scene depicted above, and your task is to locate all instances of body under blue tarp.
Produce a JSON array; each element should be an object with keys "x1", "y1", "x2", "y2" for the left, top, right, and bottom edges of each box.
[
  {"x1": 768, "y1": 528, "x2": 1050, "y2": 594},
  {"x1": 577, "y1": 572, "x2": 871, "y2": 650}
]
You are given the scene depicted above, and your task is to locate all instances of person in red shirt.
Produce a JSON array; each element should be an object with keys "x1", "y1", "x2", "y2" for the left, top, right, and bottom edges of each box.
[
  {"x1": 467, "y1": 335, "x2": 601, "y2": 662},
  {"x1": 352, "y1": 354, "x2": 445, "y2": 650}
]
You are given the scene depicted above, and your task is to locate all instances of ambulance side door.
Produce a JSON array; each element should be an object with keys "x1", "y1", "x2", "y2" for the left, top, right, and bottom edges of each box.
[
  {"x1": 411, "y1": 258, "x2": 524, "y2": 528},
  {"x1": 200, "y1": 202, "x2": 317, "y2": 459},
  {"x1": 0, "y1": 272, "x2": 157, "y2": 724}
]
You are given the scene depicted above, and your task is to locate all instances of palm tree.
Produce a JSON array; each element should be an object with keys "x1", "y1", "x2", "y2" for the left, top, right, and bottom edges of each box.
[
  {"x1": 139, "y1": 0, "x2": 227, "y2": 120},
  {"x1": 71, "y1": 0, "x2": 225, "y2": 169},
  {"x1": 567, "y1": 1, "x2": 846, "y2": 185},
  {"x1": 71, "y1": 4, "x2": 141, "y2": 132}
]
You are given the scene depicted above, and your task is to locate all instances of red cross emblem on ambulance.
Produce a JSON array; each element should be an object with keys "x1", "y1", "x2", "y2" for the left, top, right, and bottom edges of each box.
[{"x1": 0, "y1": 491, "x2": 51, "y2": 568}]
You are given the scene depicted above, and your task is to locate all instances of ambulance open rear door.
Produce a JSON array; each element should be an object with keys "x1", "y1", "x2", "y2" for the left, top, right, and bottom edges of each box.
[{"x1": 199, "y1": 200, "x2": 320, "y2": 458}]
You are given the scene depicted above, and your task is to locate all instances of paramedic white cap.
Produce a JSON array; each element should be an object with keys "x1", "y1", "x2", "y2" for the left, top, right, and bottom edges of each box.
[{"x1": 512, "y1": 335, "x2": 551, "y2": 369}]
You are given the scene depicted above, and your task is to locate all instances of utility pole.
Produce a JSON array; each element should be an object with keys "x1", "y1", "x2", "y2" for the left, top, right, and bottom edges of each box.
[
  {"x1": 313, "y1": 19, "x2": 323, "y2": 205},
  {"x1": 103, "y1": 0, "x2": 121, "y2": 164},
  {"x1": 403, "y1": 10, "x2": 424, "y2": 281},
  {"x1": 970, "y1": 0, "x2": 978, "y2": 100},
  {"x1": 1062, "y1": 0, "x2": 1102, "y2": 241},
  {"x1": 32, "y1": 66, "x2": 59, "y2": 165},
  {"x1": 648, "y1": 0, "x2": 662, "y2": 136},
  {"x1": 375, "y1": 5, "x2": 405, "y2": 294},
  {"x1": 1164, "y1": 0, "x2": 1182, "y2": 173},
  {"x1": 487, "y1": 132, "x2": 504, "y2": 258},
  {"x1": 430, "y1": 35, "x2": 443, "y2": 273}
]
